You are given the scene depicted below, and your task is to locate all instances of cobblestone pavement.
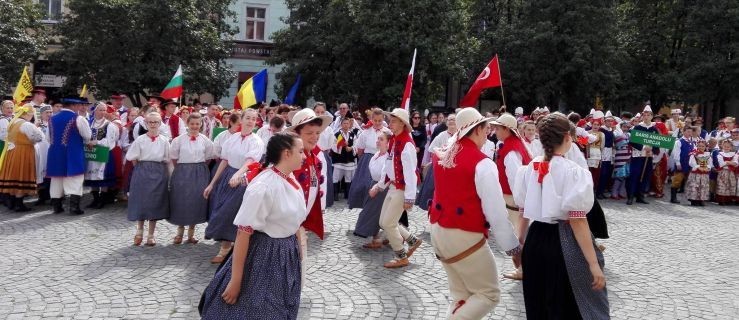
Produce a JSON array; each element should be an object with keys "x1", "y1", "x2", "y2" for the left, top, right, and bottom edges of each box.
[{"x1": 0, "y1": 195, "x2": 737, "y2": 319}]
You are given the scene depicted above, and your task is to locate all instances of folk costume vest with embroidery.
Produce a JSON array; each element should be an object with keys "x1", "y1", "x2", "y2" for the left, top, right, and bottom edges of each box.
[
  {"x1": 496, "y1": 136, "x2": 532, "y2": 195},
  {"x1": 384, "y1": 131, "x2": 416, "y2": 190},
  {"x1": 47, "y1": 110, "x2": 86, "y2": 177},
  {"x1": 294, "y1": 146, "x2": 326, "y2": 239}
]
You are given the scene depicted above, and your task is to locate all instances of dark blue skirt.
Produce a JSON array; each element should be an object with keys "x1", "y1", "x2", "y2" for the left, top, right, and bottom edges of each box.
[
  {"x1": 168, "y1": 163, "x2": 209, "y2": 226},
  {"x1": 416, "y1": 165, "x2": 435, "y2": 210},
  {"x1": 127, "y1": 161, "x2": 170, "y2": 221},
  {"x1": 347, "y1": 153, "x2": 373, "y2": 209},
  {"x1": 201, "y1": 231, "x2": 301, "y2": 319},
  {"x1": 323, "y1": 150, "x2": 335, "y2": 208},
  {"x1": 205, "y1": 166, "x2": 246, "y2": 242},
  {"x1": 353, "y1": 182, "x2": 388, "y2": 238}
]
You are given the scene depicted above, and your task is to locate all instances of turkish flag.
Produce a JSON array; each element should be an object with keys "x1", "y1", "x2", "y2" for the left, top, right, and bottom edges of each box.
[{"x1": 459, "y1": 55, "x2": 503, "y2": 107}]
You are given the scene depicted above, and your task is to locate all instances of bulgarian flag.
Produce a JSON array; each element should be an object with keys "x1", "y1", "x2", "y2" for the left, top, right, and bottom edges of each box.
[{"x1": 161, "y1": 65, "x2": 183, "y2": 101}]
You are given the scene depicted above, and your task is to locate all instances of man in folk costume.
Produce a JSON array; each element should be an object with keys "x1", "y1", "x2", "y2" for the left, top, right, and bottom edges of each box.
[
  {"x1": 29, "y1": 87, "x2": 50, "y2": 123},
  {"x1": 670, "y1": 126, "x2": 696, "y2": 204},
  {"x1": 111, "y1": 93, "x2": 127, "y2": 116},
  {"x1": 202, "y1": 103, "x2": 222, "y2": 139},
  {"x1": 287, "y1": 109, "x2": 331, "y2": 286},
  {"x1": 47, "y1": 97, "x2": 93, "y2": 215},
  {"x1": 596, "y1": 111, "x2": 616, "y2": 199},
  {"x1": 666, "y1": 108, "x2": 683, "y2": 137},
  {"x1": 490, "y1": 113, "x2": 531, "y2": 280},
  {"x1": 430, "y1": 108, "x2": 522, "y2": 319},
  {"x1": 369, "y1": 108, "x2": 422, "y2": 268},
  {"x1": 627, "y1": 105, "x2": 661, "y2": 205},
  {"x1": 160, "y1": 99, "x2": 186, "y2": 139}
]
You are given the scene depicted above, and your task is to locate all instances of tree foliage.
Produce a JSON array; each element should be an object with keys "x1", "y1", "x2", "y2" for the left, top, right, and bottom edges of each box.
[
  {"x1": 268, "y1": 0, "x2": 476, "y2": 108},
  {"x1": 0, "y1": 0, "x2": 47, "y2": 93},
  {"x1": 51, "y1": 0, "x2": 238, "y2": 106}
]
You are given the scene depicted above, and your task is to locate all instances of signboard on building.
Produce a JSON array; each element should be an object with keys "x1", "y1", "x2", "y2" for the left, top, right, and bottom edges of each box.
[
  {"x1": 231, "y1": 41, "x2": 273, "y2": 60},
  {"x1": 34, "y1": 74, "x2": 67, "y2": 88}
]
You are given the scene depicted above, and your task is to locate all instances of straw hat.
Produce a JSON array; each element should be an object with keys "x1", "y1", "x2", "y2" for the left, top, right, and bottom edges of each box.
[
  {"x1": 383, "y1": 108, "x2": 412, "y2": 132},
  {"x1": 490, "y1": 113, "x2": 520, "y2": 137},
  {"x1": 449, "y1": 108, "x2": 493, "y2": 145},
  {"x1": 287, "y1": 108, "x2": 332, "y2": 132}
]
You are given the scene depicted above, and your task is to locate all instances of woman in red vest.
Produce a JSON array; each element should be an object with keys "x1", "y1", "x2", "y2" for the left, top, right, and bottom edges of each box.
[
  {"x1": 429, "y1": 108, "x2": 522, "y2": 319},
  {"x1": 490, "y1": 113, "x2": 532, "y2": 280}
]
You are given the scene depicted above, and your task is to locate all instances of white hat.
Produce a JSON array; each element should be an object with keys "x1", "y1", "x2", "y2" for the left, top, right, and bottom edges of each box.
[
  {"x1": 532, "y1": 107, "x2": 541, "y2": 114},
  {"x1": 593, "y1": 111, "x2": 605, "y2": 120},
  {"x1": 635, "y1": 113, "x2": 641, "y2": 118},
  {"x1": 450, "y1": 108, "x2": 493, "y2": 143},
  {"x1": 514, "y1": 107, "x2": 524, "y2": 115},
  {"x1": 643, "y1": 105, "x2": 653, "y2": 113},
  {"x1": 287, "y1": 108, "x2": 332, "y2": 133},
  {"x1": 490, "y1": 113, "x2": 520, "y2": 137},
  {"x1": 383, "y1": 108, "x2": 412, "y2": 132},
  {"x1": 671, "y1": 108, "x2": 682, "y2": 115},
  {"x1": 542, "y1": 106, "x2": 550, "y2": 113},
  {"x1": 589, "y1": 108, "x2": 595, "y2": 116},
  {"x1": 605, "y1": 110, "x2": 613, "y2": 118}
]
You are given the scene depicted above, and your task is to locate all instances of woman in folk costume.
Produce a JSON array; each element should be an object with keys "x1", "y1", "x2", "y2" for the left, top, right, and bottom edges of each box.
[
  {"x1": 160, "y1": 99, "x2": 186, "y2": 139},
  {"x1": 417, "y1": 113, "x2": 457, "y2": 211},
  {"x1": 489, "y1": 113, "x2": 532, "y2": 280},
  {"x1": 587, "y1": 111, "x2": 606, "y2": 192},
  {"x1": 126, "y1": 112, "x2": 171, "y2": 246},
  {"x1": 286, "y1": 108, "x2": 330, "y2": 286},
  {"x1": 627, "y1": 105, "x2": 661, "y2": 205},
  {"x1": 204, "y1": 109, "x2": 264, "y2": 263},
  {"x1": 686, "y1": 139, "x2": 713, "y2": 206},
  {"x1": 429, "y1": 108, "x2": 522, "y2": 319},
  {"x1": 348, "y1": 108, "x2": 391, "y2": 209},
  {"x1": 355, "y1": 131, "x2": 391, "y2": 247},
  {"x1": 177, "y1": 106, "x2": 192, "y2": 122},
  {"x1": 715, "y1": 139, "x2": 738, "y2": 205},
  {"x1": 200, "y1": 133, "x2": 307, "y2": 319},
  {"x1": 84, "y1": 103, "x2": 119, "y2": 209},
  {"x1": 0, "y1": 105, "x2": 45, "y2": 212},
  {"x1": 119, "y1": 107, "x2": 139, "y2": 201},
  {"x1": 521, "y1": 120, "x2": 543, "y2": 157},
  {"x1": 513, "y1": 113, "x2": 609, "y2": 319},
  {"x1": 649, "y1": 115, "x2": 669, "y2": 198},
  {"x1": 611, "y1": 121, "x2": 632, "y2": 200},
  {"x1": 314, "y1": 102, "x2": 337, "y2": 208},
  {"x1": 168, "y1": 113, "x2": 216, "y2": 244},
  {"x1": 33, "y1": 105, "x2": 52, "y2": 206},
  {"x1": 104, "y1": 106, "x2": 124, "y2": 204},
  {"x1": 368, "y1": 108, "x2": 422, "y2": 268},
  {"x1": 0, "y1": 100, "x2": 15, "y2": 209},
  {"x1": 331, "y1": 116, "x2": 360, "y2": 199}
]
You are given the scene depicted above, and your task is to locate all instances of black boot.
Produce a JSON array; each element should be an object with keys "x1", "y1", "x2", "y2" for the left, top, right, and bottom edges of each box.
[
  {"x1": 14, "y1": 197, "x2": 31, "y2": 212},
  {"x1": 103, "y1": 190, "x2": 116, "y2": 205},
  {"x1": 3, "y1": 193, "x2": 16, "y2": 210},
  {"x1": 699, "y1": 200, "x2": 705, "y2": 207},
  {"x1": 95, "y1": 191, "x2": 107, "y2": 209},
  {"x1": 86, "y1": 191, "x2": 100, "y2": 209},
  {"x1": 636, "y1": 194, "x2": 649, "y2": 204},
  {"x1": 35, "y1": 188, "x2": 50, "y2": 206},
  {"x1": 689, "y1": 200, "x2": 698, "y2": 206},
  {"x1": 344, "y1": 182, "x2": 351, "y2": 199},
  {"x1": 51, "y1": 198, "x2": 64, "y2": 213},
  {"x1": 334, "y1": 183, "x2": 340, "y2": 200},
  {"x1": 69, "y1": 195, "x2": 84, "y2": 215},
  {"x1": 626, "y1": 196, "x2": 634, "y2": 205},
  {"x1": 670, "y1": 188, "x2": 679, "y2": 204}
]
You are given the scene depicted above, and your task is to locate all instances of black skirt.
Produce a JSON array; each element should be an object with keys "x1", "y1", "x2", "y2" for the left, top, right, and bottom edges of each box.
[{"x1": 587, "y1": 199, "x2": 609, "y2": 239}]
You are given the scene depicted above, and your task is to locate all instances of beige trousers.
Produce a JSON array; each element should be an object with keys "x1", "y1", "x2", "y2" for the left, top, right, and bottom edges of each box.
[
  {"x1": 379, "y1": 186, "x2": 411, "y2": 252},
  {"x1": 430, "y1": 223, "x2": 501, "y2": 319},
  {"x1": 503, "y1": 194, "x2": 521, "y2": 231}
]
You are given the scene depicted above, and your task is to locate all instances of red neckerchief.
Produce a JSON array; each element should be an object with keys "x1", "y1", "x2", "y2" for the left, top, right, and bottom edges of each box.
[
  {"x1": 147, "y1": 134, "x2": 157, "y2": 142},
  {"x1": 189, "y1": 134, "x2": 197, "y2": 141}
]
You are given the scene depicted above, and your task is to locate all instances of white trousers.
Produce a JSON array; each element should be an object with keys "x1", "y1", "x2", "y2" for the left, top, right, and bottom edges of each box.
[
  {"x1": 50, "y1": 175, "x2": 84, "y2": 197},
  {"x1": 379, "y1": 187, "x2": 411, "y2": 252},
  {"x1": 430, "y1": 223, "x2": 501, "y2": 319},
  {"x1": 332, "y1": 167, "x2": 355, "y2": 183}
]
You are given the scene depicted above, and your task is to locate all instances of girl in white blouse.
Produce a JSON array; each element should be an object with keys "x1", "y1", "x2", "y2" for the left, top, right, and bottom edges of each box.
[
  {"x1": 168, "y1": 113, "x2": 216, "y2": 244},
  {"x1": 200, "y1": 133, "x2": 307, "y2": 319},
  {"x1": 125, "y1": 112, "x2": 171, "y2": 247},
  {"x1": 204, "y1": 109, "x2": 265, "y2": 264},
  {"x1": 513, "y1": 114, "x2": 608, "y2": 319},
  {"x1": 354, "y1": 131, "x2": 391, "y2": 247}
]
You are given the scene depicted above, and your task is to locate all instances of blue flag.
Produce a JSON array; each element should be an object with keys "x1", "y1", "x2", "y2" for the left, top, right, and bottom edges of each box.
[{"x1": 284, "y1": 74, "x2": 302, "y2": 105}]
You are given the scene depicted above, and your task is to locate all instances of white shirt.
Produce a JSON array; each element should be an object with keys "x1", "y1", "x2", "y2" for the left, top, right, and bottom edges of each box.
[
  {"x1": 369, "y1": 152, "x2": 388, "y2": 181},
  {"x1": 213, "y1": 130, "x2": 235, "y2": 158},
  {"x1": 318, "y1": 126, "x2": 337, "y2": 151},
  {"x1": 131, "y1": 116, "x2": 146, "y2": 140},
  {"x1": 232, "y1": 169, "x2": 308, "y2": 238},
  {"x1": 475, "y1": 158, "x2": 520, "y2": 252},
  {"x1": 256, "y1": 125, "x2": 283, "y2": 146},
  {"x1": 170, "y1": 133, "x2": 216, "y2": 163},
  {"x1": 355, "y1": 126, "x2": 391, "y2": 154},
  {"x1": 565, "y1": 143, "x2": 588, "y2": 169},
  {"x1": 0, "y1": 117, "x2": 11, "y2": 141},
  {"x1": 689, "y1": 151, "x2": 713, "y2": 170},
  {"x1": 7, "y1": 119, "x2": 45, "y2": 145},
  {"x1": 376, "y1": 141, "x2": 417, "y2": 201},
  {"x1": 90, "y1": 119, "x2": 119, "y2": 149},
  {"x1": 160, "y1": 116, "x2": 187, "y2": 139},
  {"x1": 717, "y1": 152, "x2": 737, "y2": 169},
  {"x1": 125, "y1": 134, "x2": 170, "y2": 162},
  {"x1": 330, "y1": 115, "x2": 361, "y2": 133},
  {"x1": 202, "y1": 116, "x2": 222, "y2": 139},
  {"x1": 221, "y1": 133, "x2": 265, "y2": 169},
  {"x1": 525, "y1": 138, "x2": 543, "y2": 158},
  {"x1": 428, "y1": 130, "x2": 454, "y2": 153},
  {"x1": 513, "y1": 156, "x2": 594, "y2": 224},
  {"x1": 481, "y1": 140, "x2": 497, "y2": 159},
  {"x1": 504, "y1": 152, "x2": 523, "y2": 190}
]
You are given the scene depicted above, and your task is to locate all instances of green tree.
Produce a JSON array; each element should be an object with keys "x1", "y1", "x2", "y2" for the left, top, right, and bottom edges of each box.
[
  {"x1": 0, "y1": 0, "x2": 47, "y2": 93},
  {"x1": 269, "y1": 0, "x2": 475, "y2": 109},
  {"x1": 51, "y1": 0, "x2": 238, "y2": 106}
]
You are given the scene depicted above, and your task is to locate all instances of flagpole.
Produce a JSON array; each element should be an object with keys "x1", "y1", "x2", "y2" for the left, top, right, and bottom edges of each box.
[{"x1": 497, "y1": 55, "x2": 507, "y2": 108}]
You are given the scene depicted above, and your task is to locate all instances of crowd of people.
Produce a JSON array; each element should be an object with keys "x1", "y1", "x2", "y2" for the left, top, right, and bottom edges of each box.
[{"x1": 1, "y1": 87, "x2": 737, "y2": 319}]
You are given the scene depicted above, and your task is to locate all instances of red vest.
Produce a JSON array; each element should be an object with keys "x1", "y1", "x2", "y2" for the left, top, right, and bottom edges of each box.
[
  {"x1": 384, "y1": 131, "x2": 415, "y2": 190},
  {"x1": 496, "y1": 136, "x2": 532, "y2": 195},
  {"x1": 294, "y1": 146, "x2": 325, "y2": 239},
  {"x1": 429, "y1": 138, "x2": 489, "y2": 236},
  {"x1": 167, "y1": 114, "x2": 181, "y2": 138}
]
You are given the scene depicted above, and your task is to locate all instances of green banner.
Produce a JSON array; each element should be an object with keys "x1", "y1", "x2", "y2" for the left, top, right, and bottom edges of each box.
[
  {"x1": 629, "y1": 130, "x2": 676, "y2": 149},
  {"x1": 85, "y1": 145, "x2": 110, "y2": 162},
  {"x1": 211, "y1": 127, "x2": 227, "y2": 140}
]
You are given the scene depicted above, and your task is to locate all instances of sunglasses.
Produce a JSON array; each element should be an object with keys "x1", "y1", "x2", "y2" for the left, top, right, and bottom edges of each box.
[{"x1": 412, "y1": 117, "x2": 420, "y2": 119}]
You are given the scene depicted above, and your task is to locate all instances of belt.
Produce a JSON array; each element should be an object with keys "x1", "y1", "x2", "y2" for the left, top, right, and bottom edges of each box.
[
  {"x1": 505, "y1": 204, "x2": 519, "y2": 211},
  {"x1": 436, "y1": 237, "x2": 487, "y2": 264}
]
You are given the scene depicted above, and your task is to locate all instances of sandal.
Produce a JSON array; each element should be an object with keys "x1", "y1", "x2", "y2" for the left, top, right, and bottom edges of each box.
[
  {"x1": 407, "y1": 238, "x2": 423, "y2": 257},
  {"x1": 133, "y1": 235, "x2": 143, "y2": 246},
  {"x1": 173, "y1": 235, "x2": 183, "y2": 245},
  {"x1": 210, "y1": 253, "x2": 226, "y2": 264},
  {"x1": 186, "y1": 237, "x2": 200, "y2": 244},
  {"x1": 145, "y1": 237, "x2": 156, "y2": 247},
  {"x1": 362, "y1": 241, "x2": 383, "y2": 249},
  {"x1": 503, "y1": 269, "x2": 523, "y2": 281},
  {"x1": 597, "y1": 244, "x2": 606, "y2": 252},
  {"x1": 383, "y1": 257, "x2": 409, "y2": 268}
]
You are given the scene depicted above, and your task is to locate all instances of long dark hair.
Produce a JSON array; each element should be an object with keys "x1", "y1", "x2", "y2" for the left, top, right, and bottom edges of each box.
[
  {"x1": 537, "y1": 113, "x2": 573, "y2": 161},
  {"x1": 262, "y1": 132, "x2": 299, "y2": 169}
]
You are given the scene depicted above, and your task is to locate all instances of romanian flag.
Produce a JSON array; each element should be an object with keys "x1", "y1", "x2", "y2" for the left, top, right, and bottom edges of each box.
[
  {"x1": 235, "y1": 69, "x2": 268, "y2": 110},
  {"x1": 161, "y1": 65, "x2": 183, "y2": 101},
  {"x1": 336, "y1": 134, "x2": 347, "y2": 148},
  {"x1": 12, "y1": 66, "x2": 33, "y2": 105}
]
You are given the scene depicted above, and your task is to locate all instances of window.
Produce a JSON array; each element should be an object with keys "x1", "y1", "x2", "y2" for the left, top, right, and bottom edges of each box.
[
  {"x1": 245, "y1": 7, "x2": 266, "y2": 41},
  {"x1": 39, "y1": 0, "x2": 63, "y2": 22}
]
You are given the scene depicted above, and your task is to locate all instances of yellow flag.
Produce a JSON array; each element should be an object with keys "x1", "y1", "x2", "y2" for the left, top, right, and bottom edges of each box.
[
  {"x1": 12, "y1": 66, "x2": 33, "y2": 105},
  {"x1": 80, "y1": 84, "x2": 88, "y2": 98}
]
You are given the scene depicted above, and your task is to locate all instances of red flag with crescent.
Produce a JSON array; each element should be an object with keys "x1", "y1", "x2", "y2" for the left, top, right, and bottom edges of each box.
[{"x1": 459, "y1": 55, "x2": 503, "y2": 107}]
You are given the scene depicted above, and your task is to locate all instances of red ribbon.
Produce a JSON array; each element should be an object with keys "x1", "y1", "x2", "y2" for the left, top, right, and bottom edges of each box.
[
  {"x1": 246, "y1": 162, "x2": 264, "y2": 183},
  {"x1": 533, "y1": 161, "x2": 550, "y2": 183},
  {"x1": 189, "y1": 135, "x2": 197, "y2": 141}
]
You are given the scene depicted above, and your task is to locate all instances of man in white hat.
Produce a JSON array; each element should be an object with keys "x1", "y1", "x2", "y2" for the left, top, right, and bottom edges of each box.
[
  {"x1": 369, "y1": 108, "x2": 422, "y2": 268},
  {"x1": 627, "y1": 105, "x2": 662, "y2": 205},
  {"x1": 490, "y1": 113, "x2": 532, "y2": 280},
  {"x1": 430, "y1": 108, "x2": 521, "y2": 318},
  {"x1": 287, "y1": 108, "x2": 332, "y2": 286},
  {"x1": 666, "y1": 108, "x2": 683, "y2": 137},
  {"x1": 514, "y1": 107, "x2": 524, "y2": 120}
]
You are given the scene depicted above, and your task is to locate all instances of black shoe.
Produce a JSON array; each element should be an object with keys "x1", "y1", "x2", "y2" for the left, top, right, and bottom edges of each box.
[
  {"x1": 51, "y1": 198, "x2": 64, "y2": 213},
  {"x1": 14, "y1": 197, "x2": 31, "y2": 212},
  {"x1": 69, "y1": 195, "x2": 84, "y2": 215},
  {"x1": 690, "y1": 200, "x2": 698, "y2": 206},
  {"x1": 636, "y1": 196, "x2": 649, "y2": 204},
  {"x1": 34, "y1": 188, "x2": 50, "y2": 206},
  {"x1": 103, "y1": 190, "x2": 116, "y2": 205},
  {"x1": 699, "y1": 201, "x2": 705, "y2": 206},
  {"x1": 344, "y1": 182, "x2": 351, "y2": 200},
  {"x1": 670, "y1": 189, "x2": 680, "y2": 204},
  {"x1": 596, "y1": 194, "x2": 606, "y2": 200},
  {"x1": 626, "y1": 197, "x2": 634, "y2": 205},
  {"x1": 95, "y1": 192, "x2": 107, "y2": 209},
  {"x1": 86, "y1": 191, "x2": 100, "y2": 209}
]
